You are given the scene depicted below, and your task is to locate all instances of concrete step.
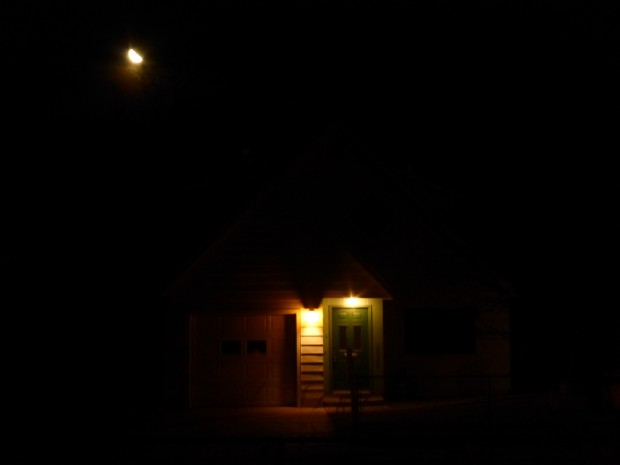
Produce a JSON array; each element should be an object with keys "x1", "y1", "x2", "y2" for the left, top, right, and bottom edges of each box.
[{"x1": 322, "y1": 390, "x2": 387, "y2": 407}]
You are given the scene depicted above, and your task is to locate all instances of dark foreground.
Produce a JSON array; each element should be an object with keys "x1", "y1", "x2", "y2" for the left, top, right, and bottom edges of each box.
[{"x1": 6, "y1": 392, "x2": 619, "y2": 464}]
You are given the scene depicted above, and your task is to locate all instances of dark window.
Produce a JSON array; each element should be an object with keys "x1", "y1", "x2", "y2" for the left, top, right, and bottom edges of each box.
[
  {"x1": 338, "y1": 326, "x2": 348, "y2": 350},
  {"x1": 246, "y1": 340, "x2": 267, "y2": 354},
  {"x1": 404, "y1": 308, "x2": 476, "y2": 354},
  {"x1": 221, "y1": 340, "x2": 242, "y2": 355},
  {"x1": 353, "y1": 325, "x2": 362, "y2": 350}
]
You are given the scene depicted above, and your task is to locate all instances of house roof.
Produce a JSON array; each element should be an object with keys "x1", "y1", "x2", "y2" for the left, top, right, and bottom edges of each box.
[{"x1": 164, "y1": 119, "x2": 515, "y2": 309}]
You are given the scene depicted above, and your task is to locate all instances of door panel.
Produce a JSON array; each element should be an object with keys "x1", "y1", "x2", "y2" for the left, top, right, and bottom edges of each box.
[{"x1": 331, "y1": 307, "x2": 369, "y2": 390}]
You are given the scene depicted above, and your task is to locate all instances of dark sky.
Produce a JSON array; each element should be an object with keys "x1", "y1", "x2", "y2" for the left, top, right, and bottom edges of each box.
[
  {"x1": 6, "y1": 2, "x2": 615, "y2": 288},
  {"x1": 4, "y1": 7, "x2": 618, "y2": 289},
  {"x1": 4, "y1": 2, "x2": 618, "y2": 322},
  {"x1": 2, "y1": 2, "x2": 619, "y2": 445}
]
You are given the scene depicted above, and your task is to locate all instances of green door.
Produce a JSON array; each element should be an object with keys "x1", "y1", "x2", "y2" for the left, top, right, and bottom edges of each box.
[{"x1": 331, "y1": 307, "x2": 370, "y2": 390}]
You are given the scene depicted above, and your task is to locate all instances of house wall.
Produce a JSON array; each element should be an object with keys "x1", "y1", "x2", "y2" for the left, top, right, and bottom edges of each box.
[
  {"x1": 299, "y1": 308, "x2": 325, "y2": 407},
  {"x1": 185, "y1": 298, "x2": 388, "y2": 409},
  {"x1": 384, "y1": 300, "x2": 511, "y2": 400},
  {"x1": 477, "y1": 305, "x2": 511, "y2": 391}
]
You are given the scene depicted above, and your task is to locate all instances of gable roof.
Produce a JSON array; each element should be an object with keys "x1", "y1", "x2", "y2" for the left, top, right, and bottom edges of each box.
[
  {"x1": 164, "y1": 119, "x2": 514, "y2": 309},
  {"x1": 163, "y1": 185, "x2": 392, "y2": 308}
]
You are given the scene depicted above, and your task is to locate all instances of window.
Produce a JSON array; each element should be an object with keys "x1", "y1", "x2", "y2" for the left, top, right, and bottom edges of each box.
[
  {"x1": 404, "y1": 308, "x2": 476, "y2": 354},
  {"x1": 220, "y1": 339, "x2": 268, "y2": 355}
]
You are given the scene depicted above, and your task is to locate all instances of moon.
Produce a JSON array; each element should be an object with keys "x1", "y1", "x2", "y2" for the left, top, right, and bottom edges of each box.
[{"x1": 128, "y1": 49, "x2": 143, "y2": 64}]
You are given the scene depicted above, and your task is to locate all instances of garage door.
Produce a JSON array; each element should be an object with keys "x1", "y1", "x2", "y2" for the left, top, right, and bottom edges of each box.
[{"x1": 190, "y1": 314, "x2": 297, "y2": 406}]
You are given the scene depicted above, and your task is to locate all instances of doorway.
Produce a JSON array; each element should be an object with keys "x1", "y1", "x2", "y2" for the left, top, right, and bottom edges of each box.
[{"x1": 331, "y1": 307, "x2": 370, "y2": 390}]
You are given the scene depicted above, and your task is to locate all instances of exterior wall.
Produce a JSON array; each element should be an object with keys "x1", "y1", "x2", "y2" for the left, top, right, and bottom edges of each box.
[
  {"x1": 477, "y1": 305, "x2": 511, "y2": 392},
  {"x1": 186, "y1": 298, "x2": 387, "y2": 409},
  {"x1": 182, "y1": 296, "x2": 510, "y2": 406},
  {"x1": 299, "y1": 308, "x2": 325, "y2": 407},
  {"x1": 384, "y1": 301, "x2": 511, "y2": 400}
]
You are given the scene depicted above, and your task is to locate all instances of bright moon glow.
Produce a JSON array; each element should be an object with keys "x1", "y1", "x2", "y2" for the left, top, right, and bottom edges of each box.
[{"x1": 128, "y1": 49, "x2": 143, "y2": 64}]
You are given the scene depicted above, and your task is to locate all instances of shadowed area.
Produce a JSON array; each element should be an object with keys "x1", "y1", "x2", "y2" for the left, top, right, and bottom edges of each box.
[
  {"x1": 3, "y1": 2, "x2": 619, "y2": 464},
  {"x1": 118, "y1": 392, "x2": 619, "y2": 463}
]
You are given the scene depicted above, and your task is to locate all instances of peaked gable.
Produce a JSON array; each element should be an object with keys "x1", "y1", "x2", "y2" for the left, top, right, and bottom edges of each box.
[
  {"x1": 278, "y1": 120, "x2": 514, "y2": 302},
  {"x1": 164, "y1": 176, "x2": 392, "y2": 309},
  {"x1": 165, "y1": 119, "x2": 513, "y2": 309}
]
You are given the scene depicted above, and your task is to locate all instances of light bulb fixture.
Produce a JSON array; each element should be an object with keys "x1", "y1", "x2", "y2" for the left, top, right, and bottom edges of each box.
[{"x1": 302, "y1": 308, "x2": 321, "y2": 326}]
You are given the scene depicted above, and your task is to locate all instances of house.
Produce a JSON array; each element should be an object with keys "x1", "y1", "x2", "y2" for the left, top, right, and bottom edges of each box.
[{"x1": 162, "y1": 120, "x2": 513, "y2": 408}]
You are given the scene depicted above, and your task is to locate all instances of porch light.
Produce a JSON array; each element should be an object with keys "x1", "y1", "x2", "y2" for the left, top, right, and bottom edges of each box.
[
  {"x1": 302, "y1": 308, "x2": 321, "y2": 326},
  {"x1": 345, "y1": 296, "x2": 361, "y2": 307}
]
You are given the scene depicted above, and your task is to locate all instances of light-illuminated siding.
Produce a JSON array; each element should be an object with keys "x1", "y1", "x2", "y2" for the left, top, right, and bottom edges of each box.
[{"x1": 299, "y1": 310, "x2": 325, "y2": 407}]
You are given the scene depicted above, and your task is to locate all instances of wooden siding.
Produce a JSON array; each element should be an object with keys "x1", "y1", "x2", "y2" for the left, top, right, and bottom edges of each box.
[{"x1": 299, "y1": 312, "x2": 325, "y2": 407}]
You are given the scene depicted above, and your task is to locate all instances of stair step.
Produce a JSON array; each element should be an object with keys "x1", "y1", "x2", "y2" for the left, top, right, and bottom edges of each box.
[
  {"x1": 302, "y1": 384, "x2": 325, "y2": 392},
  {"x1": 322, "y1": 391, "x2": 387, "y2": 407}
]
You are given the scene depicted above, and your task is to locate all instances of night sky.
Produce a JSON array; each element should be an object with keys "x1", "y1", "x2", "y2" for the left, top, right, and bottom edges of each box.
[{"x1": 3, "y1": 0, "x2": 619, "y2": 451}]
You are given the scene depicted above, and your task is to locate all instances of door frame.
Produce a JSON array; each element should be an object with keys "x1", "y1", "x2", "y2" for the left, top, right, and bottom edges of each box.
[
  {"x1": 329, "y1": 306, "x2": 371, "y2": 391},
  {"x1": 324, "y1": 299, "x2": 381, "y2": 394}
]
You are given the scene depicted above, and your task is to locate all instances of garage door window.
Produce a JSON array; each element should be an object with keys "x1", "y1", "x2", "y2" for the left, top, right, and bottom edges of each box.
[{"x1": 220, "y1": 339, "x2": 267, "y2": 355}]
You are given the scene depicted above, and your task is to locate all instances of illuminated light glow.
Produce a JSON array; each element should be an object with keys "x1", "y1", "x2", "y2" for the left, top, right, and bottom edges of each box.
[
  {"x1": 345, "y1": 296, "x2": 361, "y2": 307},
  {"x1": 302, "y1": 309, "x2": 322, "y2": 326},
  {"x1": 128, "y1": 48, "x2": 143, "y2": 64}
]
